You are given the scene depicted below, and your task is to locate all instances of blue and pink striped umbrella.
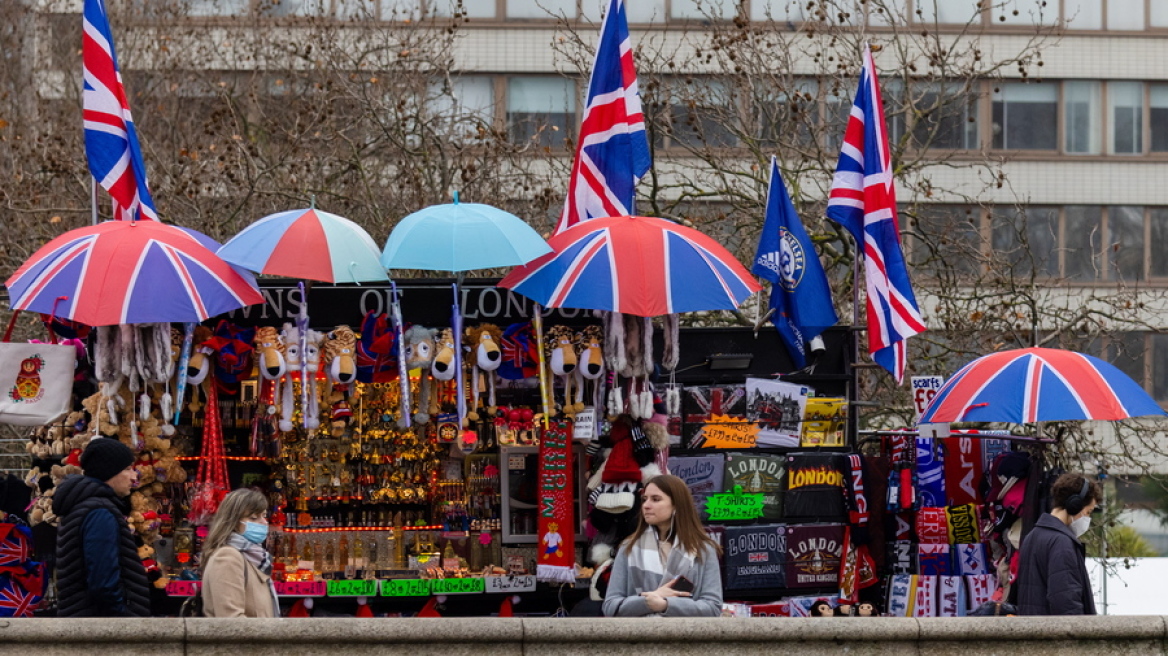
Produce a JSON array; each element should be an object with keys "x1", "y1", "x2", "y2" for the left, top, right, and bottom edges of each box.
[
  {"x1": 499, "y1": 215, "x2": 760, "y2": 318},
  {"x1": 919, "y1": 347, "x2": 1166, "y2": 424},
  {"x1": 218, "y1": 207, "x2": 387, "y2": 284},
  {"x1": 5, "y1": 220, "x2": 263, "y2": 326}
]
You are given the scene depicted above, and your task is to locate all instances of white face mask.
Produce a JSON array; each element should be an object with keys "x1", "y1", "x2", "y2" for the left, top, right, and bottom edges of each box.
[{"x1": 1070, "y1": 515, "x2": 1091, "y2": 538}]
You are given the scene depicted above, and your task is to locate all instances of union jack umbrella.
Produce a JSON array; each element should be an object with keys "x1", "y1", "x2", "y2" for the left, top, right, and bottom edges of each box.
[
  {"x1": 5, "y1": 220, "x2": 263, "y2": 326},
  {"x1": 499, "y1": 215, "x2": 761, "y2": 318},
  {"x1": 919, "y1": 347, "x2": 1167, "y2": 424},
  {"x1": 218, "y1": 207, "x2": 388, "y2": 284}
]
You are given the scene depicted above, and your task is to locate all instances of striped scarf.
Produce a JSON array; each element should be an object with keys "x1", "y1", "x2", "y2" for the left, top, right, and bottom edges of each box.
[
  {"x1": 623, "y1": 528, "x2": 698, "y2": 615},
  {"x1": 226, "y1": 532, "x2": 272, "y2": 575}
]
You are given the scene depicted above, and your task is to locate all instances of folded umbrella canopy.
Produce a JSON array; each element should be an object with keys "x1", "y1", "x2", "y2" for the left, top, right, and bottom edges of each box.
[
  {"x1": 499, "y1": 215, "x2": 761, "y2": 317},
  {"x1": 6, "y1": 220, "x2": 263, "y2": 326},
  {"x1": 919, "y1": 347, "x2": 1166, "y2": 424}
]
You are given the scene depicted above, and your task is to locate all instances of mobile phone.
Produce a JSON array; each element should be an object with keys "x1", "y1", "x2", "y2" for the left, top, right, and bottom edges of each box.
[{"x1": 671, "y1": 576, "x2": 695, "y2": 593}]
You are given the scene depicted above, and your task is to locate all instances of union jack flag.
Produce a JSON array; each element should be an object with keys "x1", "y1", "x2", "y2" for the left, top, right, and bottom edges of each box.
[
  {"x1": 0, "y1": 532, "x2": 30, "y2": 566},
  {"x1": 555, "y1": 0, "x2": 651, "y2": 235},
  {"x1": 825, "y1": 45, "x2": 926, "y2": 383},
  {"x1": 83, "y1": 0, "x2": 159, "y2": 222},
  {"x1": 0, "y1": 581, "x2": 39, "y2": 618}
]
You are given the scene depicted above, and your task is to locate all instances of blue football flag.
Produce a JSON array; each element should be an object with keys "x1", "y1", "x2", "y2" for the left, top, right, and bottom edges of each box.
[{"x1": 752, "y1": 156, "x2": 839, "y2": 368}]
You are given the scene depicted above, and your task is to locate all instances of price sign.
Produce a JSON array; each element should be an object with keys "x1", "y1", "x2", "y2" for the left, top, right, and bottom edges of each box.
[
  {"x1": 572, "y1": 408, "x2": 596, "y2": 441},
  {"x1": 429, "y1": 578, "x2": 485, "y2": 595},
  {"x1": 698, "y1": 414, "x2": 760, "y2": 449},
  {"x1": 484, "y1": 575, "x2": 537, "y2": 593},
  {"x1": 274, "y1": 580, "x2": 328, "y2": 597},
  {"x1": 704, "y1": 485, "x2": 765, "y2": 521},
  {"x1": 166, "y1": 580, "x2": 201, "y2": 597},
  {"x1": 911, "y1": 376, "x2": 945, "y2": 423},
  {"x1": 327, "y1": 579, "x2": 378, "y2": 597},
  {"x1": 381, "y1": 579, "x2": 432, "y2": 597}
]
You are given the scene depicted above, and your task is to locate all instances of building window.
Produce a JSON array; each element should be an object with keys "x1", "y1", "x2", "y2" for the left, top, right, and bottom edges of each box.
[
  {"x1": 908, "y1": 205, "x2": 980, "y2": 277},
  {"x1": 649, "y1": 78, "x2": 738, "y2": 149},
  {"x1": 257, "y1": 0, "x2": 329, "y2": 16},
  {"x1": 1109, "y1": 82, "x2": 1144, "y2": 155},
  {"x1": 1153, "y1": 334, "x2": 1168, "y2": 401},
  {"x1": 672, "y1": 0, "x2": 737, "y2": 19},
  {"x1": 906, "y1": 82, "x2": 979, "y2": 150},
  {"x1": 1064, "y1": 206, "x2": 1102, "y2": 281},
  {"x1": 432, "y1": 0, "x2": 495, "y2": 17},
  {"x1": 1152, "y1": 85, "x2": 1168, "y2": 152},
  {"x1": 1151, "y1": 209, "x2": 1168, "y2": 278},
  {"x1": 756, "y1": 79, "x2": 820, "y2": 148},
  {"x1": 507, "y1": 77, "x2": 575, "y2": 148},
  {"x1": 750, "y1": 0, "x2": 810, "y2": 22},
  {"x1": 1106, "y1": 332, "x2": 1146, "y2": 388},
  {"x1": 506, "y1": 0, "x2": 576, "y2": 18},
  {"x1": 1063, "y1": 0, "x2": 1102, "y2": 28},
  {"x1": 992, "y1": 83, "x2": 1058, "y2": 150},
  {"x1": 1064, "y1": 81, "x2": 1101, "y2": 155},
  {"x1": 430, "y1": 76, "x2": 496, "y2": 141},
  {"x1": 1107, "y1": 0, "x2": 1145, "y2": 29},
  {"x1": 580, "y1": 0, "x2": 664, "y2": 22},
  {"x1": 993, "y1": 0, "x2": 1057, "y2": 25},
  {"x1": 1153, "y1": 1, "x2": 1168, "y2": 27},
  {"x1": 184, "y1": 0, "x2": 249, "y2": 16},
  {"x1": 991, "y1": 206, "x2": 1059, "y2": 278},
  {"x1": 1108, "y1": 206, "x2": 1145, "y2": 281}
]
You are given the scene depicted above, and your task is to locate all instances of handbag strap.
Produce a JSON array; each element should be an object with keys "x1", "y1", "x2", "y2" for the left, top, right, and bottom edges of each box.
[{"x1": 2, "y1": 296, "x2": 70, "y2": 344}]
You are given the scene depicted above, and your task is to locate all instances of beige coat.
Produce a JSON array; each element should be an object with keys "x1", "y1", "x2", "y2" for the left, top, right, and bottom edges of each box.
[{"x1": 201, "y1": 546, "x2": 277, "y2": 617}]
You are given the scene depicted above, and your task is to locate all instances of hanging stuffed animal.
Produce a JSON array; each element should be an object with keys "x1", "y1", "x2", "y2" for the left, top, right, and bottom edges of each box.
[
  {"x1": 429, "y1": 328, "x2": 464, "y2": 425},
  {"x1": 324, "y1": 326, "x2": 358, "y2": 435},
  {"x1": 572, "y1": 325, "x2": 605, "y2": 417},
  {"x1": 302, "y1": 327, "x2": 325, "y2": 431},
  {"x1": 400, "y1": 325, "x2": 438, "y2": 427},
  {"x1": 464, "y1": 323, "x2": 503, "y2": 422},
  {"x1": 277, "y1": 322, "x2": 302, "y2": 433},
  {"x1": 544, "y1": 325, "x2": 578, "y2": 417}
]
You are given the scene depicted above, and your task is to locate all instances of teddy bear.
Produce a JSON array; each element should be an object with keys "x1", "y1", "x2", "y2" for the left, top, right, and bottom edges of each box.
[
  {"x1": 129, "y1": 491, "x2": 162, "y2": 543},
  {"x1": 135, "y1": 536, "x2": 168, "y2": 590},
  {"x1": 28, "y1": 488, "x2": 56, "y2": 527}
]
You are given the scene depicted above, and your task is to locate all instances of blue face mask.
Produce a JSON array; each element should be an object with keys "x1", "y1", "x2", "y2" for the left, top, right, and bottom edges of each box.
[{"x1": 241, "y1": 521, "x2": 269, "y2": 545}]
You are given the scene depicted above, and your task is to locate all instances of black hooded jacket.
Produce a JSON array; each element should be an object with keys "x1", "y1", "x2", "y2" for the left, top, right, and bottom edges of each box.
[
  {"x1": 1015, "y1": 513, "x2": 1097, "y2": 616},
  {"x1": 52, "y1": 475, "x2": 150, "y2": 617}
]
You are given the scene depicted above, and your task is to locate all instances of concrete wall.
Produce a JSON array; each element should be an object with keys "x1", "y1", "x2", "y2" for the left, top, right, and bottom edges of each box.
[{"x1": 0, "y1": 616, "x2": 1166, "y2": 655}]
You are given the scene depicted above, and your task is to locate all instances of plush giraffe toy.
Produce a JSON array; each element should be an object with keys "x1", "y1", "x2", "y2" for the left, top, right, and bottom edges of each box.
[{"x1": 544, "y1": 325, "x2": 578, "y2": 417}]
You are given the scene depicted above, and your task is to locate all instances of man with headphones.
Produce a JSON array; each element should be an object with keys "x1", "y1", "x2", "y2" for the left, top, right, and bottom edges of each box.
[{"x1": 1015, "y1": 473, "x2": 1101, "y2": 615}]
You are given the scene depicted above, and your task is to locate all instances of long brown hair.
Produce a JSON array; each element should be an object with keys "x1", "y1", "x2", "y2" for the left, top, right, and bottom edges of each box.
[
  {"x1": 200, "y1": 488, "x2": 268, "y2": 572},
  {"x1": 621, "y1": 474, "x2": 721, "y2": 560}
]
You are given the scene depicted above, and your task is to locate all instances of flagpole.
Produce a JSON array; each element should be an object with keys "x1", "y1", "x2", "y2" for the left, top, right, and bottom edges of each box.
[{"x1": 91, "y1": 178, "x2": 99, "y2": 226}]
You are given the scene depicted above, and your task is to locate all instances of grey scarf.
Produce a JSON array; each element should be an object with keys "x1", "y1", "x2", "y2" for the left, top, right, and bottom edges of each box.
[{"x1": 226, "y1": 532, "x2": 273, "y2": 575}]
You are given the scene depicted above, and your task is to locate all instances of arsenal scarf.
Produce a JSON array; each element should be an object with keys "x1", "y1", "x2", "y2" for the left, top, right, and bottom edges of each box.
[{"x1": 536, "y1": 421, "x2": 576, "y2": 583}]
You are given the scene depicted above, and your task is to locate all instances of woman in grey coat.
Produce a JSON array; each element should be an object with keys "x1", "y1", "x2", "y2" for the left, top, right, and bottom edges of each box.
[{"x1": 602, "y1": 474, "x2": 723, "y2": 617}]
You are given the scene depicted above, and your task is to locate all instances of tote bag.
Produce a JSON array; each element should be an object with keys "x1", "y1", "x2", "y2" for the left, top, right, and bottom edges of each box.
[{"x1": 0, "y1": 342, "x2": 75, "y2": 426}]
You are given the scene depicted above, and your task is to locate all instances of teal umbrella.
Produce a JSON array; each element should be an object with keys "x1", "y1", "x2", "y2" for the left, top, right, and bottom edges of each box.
[
  {"x1": 380, "y1": 195, "x2": 551, "y2": 272},
  {"x1": 381, "y1": 194, "x2": 551, "y2": 432}
]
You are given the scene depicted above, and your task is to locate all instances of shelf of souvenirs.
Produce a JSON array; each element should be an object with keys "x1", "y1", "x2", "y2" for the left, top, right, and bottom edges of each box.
[{"x1": 166, "y1": 569, "x2": 540, "y2": 598}]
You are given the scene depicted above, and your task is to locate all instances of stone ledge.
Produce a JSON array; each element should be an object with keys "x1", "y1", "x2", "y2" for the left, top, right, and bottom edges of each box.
[{"x1": 0, "y1": 616, "x2": 1164, "y2": 656}]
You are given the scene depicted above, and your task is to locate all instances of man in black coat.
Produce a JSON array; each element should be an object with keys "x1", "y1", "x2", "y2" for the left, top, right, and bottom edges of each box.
[
  {"x1": 1015, "y1": 473, "x2": 1100, "y2": 615},
  {"x1": 52, "y1": 438, "x2": 151, "y2": 617}
]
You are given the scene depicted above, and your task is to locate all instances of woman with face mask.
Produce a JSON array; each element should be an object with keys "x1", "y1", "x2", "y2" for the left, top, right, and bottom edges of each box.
[
  {"x1": 1015, "y1": 473, "x2": 1100, "y2": 615},
  {"x1": 602, "y1": 474, "x2": 723, "y2": 617},
  {"x1": 200, "y1": 488, "x2": 280, "y2": 617}
]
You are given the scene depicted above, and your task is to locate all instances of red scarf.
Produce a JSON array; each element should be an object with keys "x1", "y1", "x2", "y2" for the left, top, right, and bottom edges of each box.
[{"x1": 536, "y1": 421, "x2": 575, "y2": 583}]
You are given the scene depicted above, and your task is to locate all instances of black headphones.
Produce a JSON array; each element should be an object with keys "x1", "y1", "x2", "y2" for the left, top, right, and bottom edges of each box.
[{"x1": 1064, "y1": 478, "x2": 1091, "y2": 516}]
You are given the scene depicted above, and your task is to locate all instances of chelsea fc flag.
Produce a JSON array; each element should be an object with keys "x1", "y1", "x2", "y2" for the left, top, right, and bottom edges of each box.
[{"x1": 752, "y1": 156, "x2": 838, "y2": 368}]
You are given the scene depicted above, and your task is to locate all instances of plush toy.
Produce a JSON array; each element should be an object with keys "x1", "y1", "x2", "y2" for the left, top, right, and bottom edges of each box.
[
  {"x1": 277, "y1": 323, "x2": 323, "y2": 431},
  {"x1": 323, "y1": 326, "x2": 358, "y2": 386},
  {"x1": 810, "y1": 600, "x2": 834, "y2": 617},
  {"x1": 400, "y1": 325, "x2": 438, "y2": 427},
  {"x1": 129, "y1": 491, "x2": 162, "y2": 544},
  {"x1": 28, "y1": 488, "x2": 56, "y2": 527},
  {"x1": 465, "y1": 324, "x2": 503, "y2": 422},
  {"x1": 544, "y1": 325, "x2": 578, "y2": 417},
  {"x1": 572, "y1": 325, "x2": 605, "y2": 416}
]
